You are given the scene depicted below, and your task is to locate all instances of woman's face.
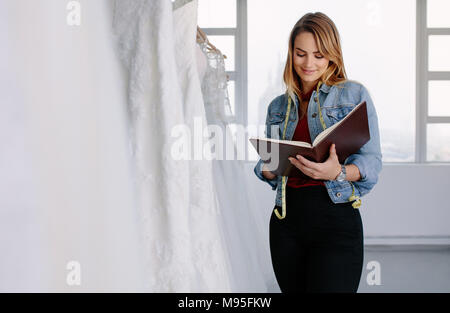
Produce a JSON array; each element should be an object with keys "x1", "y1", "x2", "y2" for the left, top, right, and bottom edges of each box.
[{"x1": 293, "y1": 32, "x2": 330, "y2": 89}]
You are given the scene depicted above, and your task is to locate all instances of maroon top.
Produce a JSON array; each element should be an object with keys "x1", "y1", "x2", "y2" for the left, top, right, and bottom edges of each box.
[{"x1": 287, "y1": 84, "x2": 325, "y2": 188}]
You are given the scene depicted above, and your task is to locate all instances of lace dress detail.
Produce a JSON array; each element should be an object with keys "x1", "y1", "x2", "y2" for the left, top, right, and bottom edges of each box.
[
  {"x1": 173, "y1": 0, "x2": 232, "y2": 292},
  {"x1": 199, "y1": 41, "x2": 235, "y2": 127},
  {"x1": 113, "y1": 0, "x2": 232, "y2": 292},
  {"x1": 113, "y1": 0, "x2": 196, "y2": 292},
  {"x1": 197, "y1": 37, "x2": 272, "y2": 292}
]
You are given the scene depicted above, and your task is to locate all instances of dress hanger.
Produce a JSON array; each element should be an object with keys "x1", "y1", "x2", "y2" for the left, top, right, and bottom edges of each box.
[{"x1": 196, "y1": 26, "x2": 227, "y2": 59}]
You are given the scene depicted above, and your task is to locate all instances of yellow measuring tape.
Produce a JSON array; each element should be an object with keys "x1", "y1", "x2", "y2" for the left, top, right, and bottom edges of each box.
[
  {"x1": 274, "y1": 82, "x2": 360, "y2": 220},
  {"x1": 273, "y1": 93, "x2": 292, "y2": 220}
]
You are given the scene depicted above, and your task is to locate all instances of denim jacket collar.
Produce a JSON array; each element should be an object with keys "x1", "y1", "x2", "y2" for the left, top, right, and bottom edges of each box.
[
  {"x1": 319, "y1": 82, "x2": 331, "y2": 93},
  {"x1": 290, "y1": 81, "x2": 332, "y2": 110}
]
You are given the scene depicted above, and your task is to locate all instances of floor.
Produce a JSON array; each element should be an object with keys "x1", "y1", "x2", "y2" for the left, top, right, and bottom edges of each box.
[
  {"x1": 358, "y1": 245, "x2": 450, "y2": 293},
  {"x1": 265, "y1": 245, "x2": 450, "y2": 293}
]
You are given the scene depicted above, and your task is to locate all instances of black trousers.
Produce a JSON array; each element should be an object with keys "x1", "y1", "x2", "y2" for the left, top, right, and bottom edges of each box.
[{"x1": 269, "y1": 185, "x2": 364, "y2": 293}]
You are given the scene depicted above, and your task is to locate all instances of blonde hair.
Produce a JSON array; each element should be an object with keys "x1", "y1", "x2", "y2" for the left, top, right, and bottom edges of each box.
[{"x1": 283, "y1": 12, "x2": 347, "y2": 118}]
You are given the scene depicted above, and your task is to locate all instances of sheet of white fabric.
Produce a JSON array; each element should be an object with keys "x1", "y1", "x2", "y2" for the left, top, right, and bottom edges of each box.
[
  {"x1": 0, "y1": 6, "x2": 45, "y2": 289},
  {"x1": 113, "y1": 0, "x2": 197, "y2": 292},
  {"x1": 0, "y1": 0, "x2": 145, "y2": 292},
  {"x1": 197, "y1": 38, "x2": 277, "y2": 292},
  {"x1": 173, "y1": 0, "x2": 232, "y2": 292},
  {"x1": 114, "y1": 0, "x2": 232, "y2": 291}
]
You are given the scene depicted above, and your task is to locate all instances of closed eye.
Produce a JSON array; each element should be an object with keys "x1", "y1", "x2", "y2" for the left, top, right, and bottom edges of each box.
[{"x1": 296, "y1": 53, "x2": 324, "y2": 59}]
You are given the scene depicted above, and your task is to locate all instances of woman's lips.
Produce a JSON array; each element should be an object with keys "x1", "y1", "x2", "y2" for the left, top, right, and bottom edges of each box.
[{"x1": 302, "y1": 69, "x2": 315, "y2": 75}]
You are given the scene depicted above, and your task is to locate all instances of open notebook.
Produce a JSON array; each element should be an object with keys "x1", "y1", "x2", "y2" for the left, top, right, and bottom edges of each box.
[{"x1": 249, "y1": 101, "x2": 370, "y2": 177}]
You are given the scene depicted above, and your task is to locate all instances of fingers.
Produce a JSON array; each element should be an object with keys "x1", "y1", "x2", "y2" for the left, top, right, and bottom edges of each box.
[
  {"x1": 288, "y1": 147, "x2": 338, "y2": 180},
  {"x1": 289, "y1": 156, "x2": 316, "y2": 178},
  {"x1": 288, "y1": 157, "x2": 306, "y2": 172},
  {"x1": 295, "y1": 154, "x2": 319, "y2": 170},
  {"x1": 288, "y1": 156, "x2": 301, "y2": 168}
]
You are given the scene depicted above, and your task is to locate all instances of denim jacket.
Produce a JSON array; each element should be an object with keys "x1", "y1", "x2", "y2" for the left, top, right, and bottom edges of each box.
[{"x1": 253, "y1": 80, "x2": 382, "y2": 207}]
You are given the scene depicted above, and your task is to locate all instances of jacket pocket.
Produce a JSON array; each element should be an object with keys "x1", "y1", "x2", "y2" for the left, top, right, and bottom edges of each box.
[
  {"x1": 325, "y1": 103, "x2": 355, "y2": 123},
  {"x1": 268, "y1": 112, "x2": 286, "y2": 124},
  {"x1": 267, "y1": 112, "x2": 286, "y2": 139}
]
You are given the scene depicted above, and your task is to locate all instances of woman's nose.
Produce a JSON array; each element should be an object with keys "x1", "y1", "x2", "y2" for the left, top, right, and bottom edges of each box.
[{"x1": 305, "y1": 55, "x2": 314, "y2": 68}]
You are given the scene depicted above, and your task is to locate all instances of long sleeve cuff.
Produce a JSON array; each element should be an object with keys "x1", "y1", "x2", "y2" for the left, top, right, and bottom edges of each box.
[{"x1": 253, "y1": 159, "x2": 278, "y2": 190}]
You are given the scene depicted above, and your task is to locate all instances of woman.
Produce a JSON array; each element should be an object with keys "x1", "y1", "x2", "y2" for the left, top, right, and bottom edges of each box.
[{"x1": 253, "y1": 12, "x2": 382, "y2": 292}]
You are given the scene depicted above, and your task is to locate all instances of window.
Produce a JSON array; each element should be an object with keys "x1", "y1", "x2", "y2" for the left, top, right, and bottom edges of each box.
[
  {"x1": 198, "y1": 0, "x2": 247, "y2": 158},
  {"x1": 418, "y1": 0, "x2": 450, "y2": 162},
  {"x1": 247, "y1": 0, "x2": 416, "y2": 162},
  {"x1": 198, "y1": 0, "x2": 450, "y2": 163}
]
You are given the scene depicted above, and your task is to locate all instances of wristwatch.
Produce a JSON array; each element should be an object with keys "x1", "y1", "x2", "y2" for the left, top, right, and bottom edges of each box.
[{"x1": 335, "y1": 165, "x2": 346, "y2": 182}]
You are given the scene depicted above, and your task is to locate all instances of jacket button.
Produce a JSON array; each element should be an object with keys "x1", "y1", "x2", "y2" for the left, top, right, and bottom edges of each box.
[
  {"x1": 312, "y1": 113, "x2": 317, "y2": 118},
  {"x1": 314, "y1": 97, "x2": 318, "y2": 102},
  {"x1": 336, "y1": 192, "x2": 342, "y2": 197}
]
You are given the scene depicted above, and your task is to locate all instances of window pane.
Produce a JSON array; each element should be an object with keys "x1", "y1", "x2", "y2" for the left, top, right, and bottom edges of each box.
[
  {"x1": 429, "y1": 35, "x2": 450, "y2": 71},
  {"x1": 429, "y1": 81, "x2": 450, "y2": 116},
  {"x1": 427, "y1": 0, "x2": 450, "y2": 28},
  {"x1": 248, "y1": 0, "x2": 415, "y2": 162},
  {"x1": 207, "y1": 35, "x2": 235, "y2": 71},
  {"x1": 427, "y1": 124, "x2": 450, "y2": 162},
  {"x1": 198, "y1": 0, "x2": 236, "y2": 28}
]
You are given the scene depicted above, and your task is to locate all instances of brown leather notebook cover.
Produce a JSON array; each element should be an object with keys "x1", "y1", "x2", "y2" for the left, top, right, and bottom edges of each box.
[{"x1": 250, "y1": 101, "x2": 370, "y2": 177}]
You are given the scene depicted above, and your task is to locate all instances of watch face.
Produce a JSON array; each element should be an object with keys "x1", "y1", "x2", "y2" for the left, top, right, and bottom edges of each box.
[{"x1": 335, "y1": 165, "x2": 346, "y2": 181}]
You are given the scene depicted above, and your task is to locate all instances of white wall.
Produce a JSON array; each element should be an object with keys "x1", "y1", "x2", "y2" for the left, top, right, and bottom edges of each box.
[{"x1": 245, "y1": 163, "x2": 450, "y2": 245}]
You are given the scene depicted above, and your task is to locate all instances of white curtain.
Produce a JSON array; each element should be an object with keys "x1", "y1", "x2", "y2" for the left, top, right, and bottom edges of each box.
[{"x1": 0, "y1": 0, "x2": 144, "y2": 292}]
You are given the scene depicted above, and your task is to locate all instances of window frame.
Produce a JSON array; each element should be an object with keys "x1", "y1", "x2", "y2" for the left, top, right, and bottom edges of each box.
[
  {"x1": 417, "y1": 0, "x2": 450, "y2": 163},
  {"x1": 200, "y1": 0, "x2": 249, "y2": 161}
]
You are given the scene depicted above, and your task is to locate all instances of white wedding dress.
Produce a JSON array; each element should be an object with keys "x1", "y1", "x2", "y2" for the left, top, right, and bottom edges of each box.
[
  {"x1": 196, "y1": 39, "x2": 274, "y2": 292},
  {"x1": 173, "y1": 0, "x2": 232, "y2": 292},
  {"x1": 113, "y1": 0, "x2": 231, "y2": 292}
]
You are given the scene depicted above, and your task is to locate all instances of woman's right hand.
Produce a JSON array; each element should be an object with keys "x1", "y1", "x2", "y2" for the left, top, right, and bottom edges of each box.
[{"x1": 262, "y1": 163, "x2": 277, "y2": 180}]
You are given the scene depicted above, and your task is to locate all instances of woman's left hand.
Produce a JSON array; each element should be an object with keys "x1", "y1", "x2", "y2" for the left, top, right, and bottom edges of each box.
[{"x1": 288, "y1": 144, "x2": 341, "y2": 180}]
